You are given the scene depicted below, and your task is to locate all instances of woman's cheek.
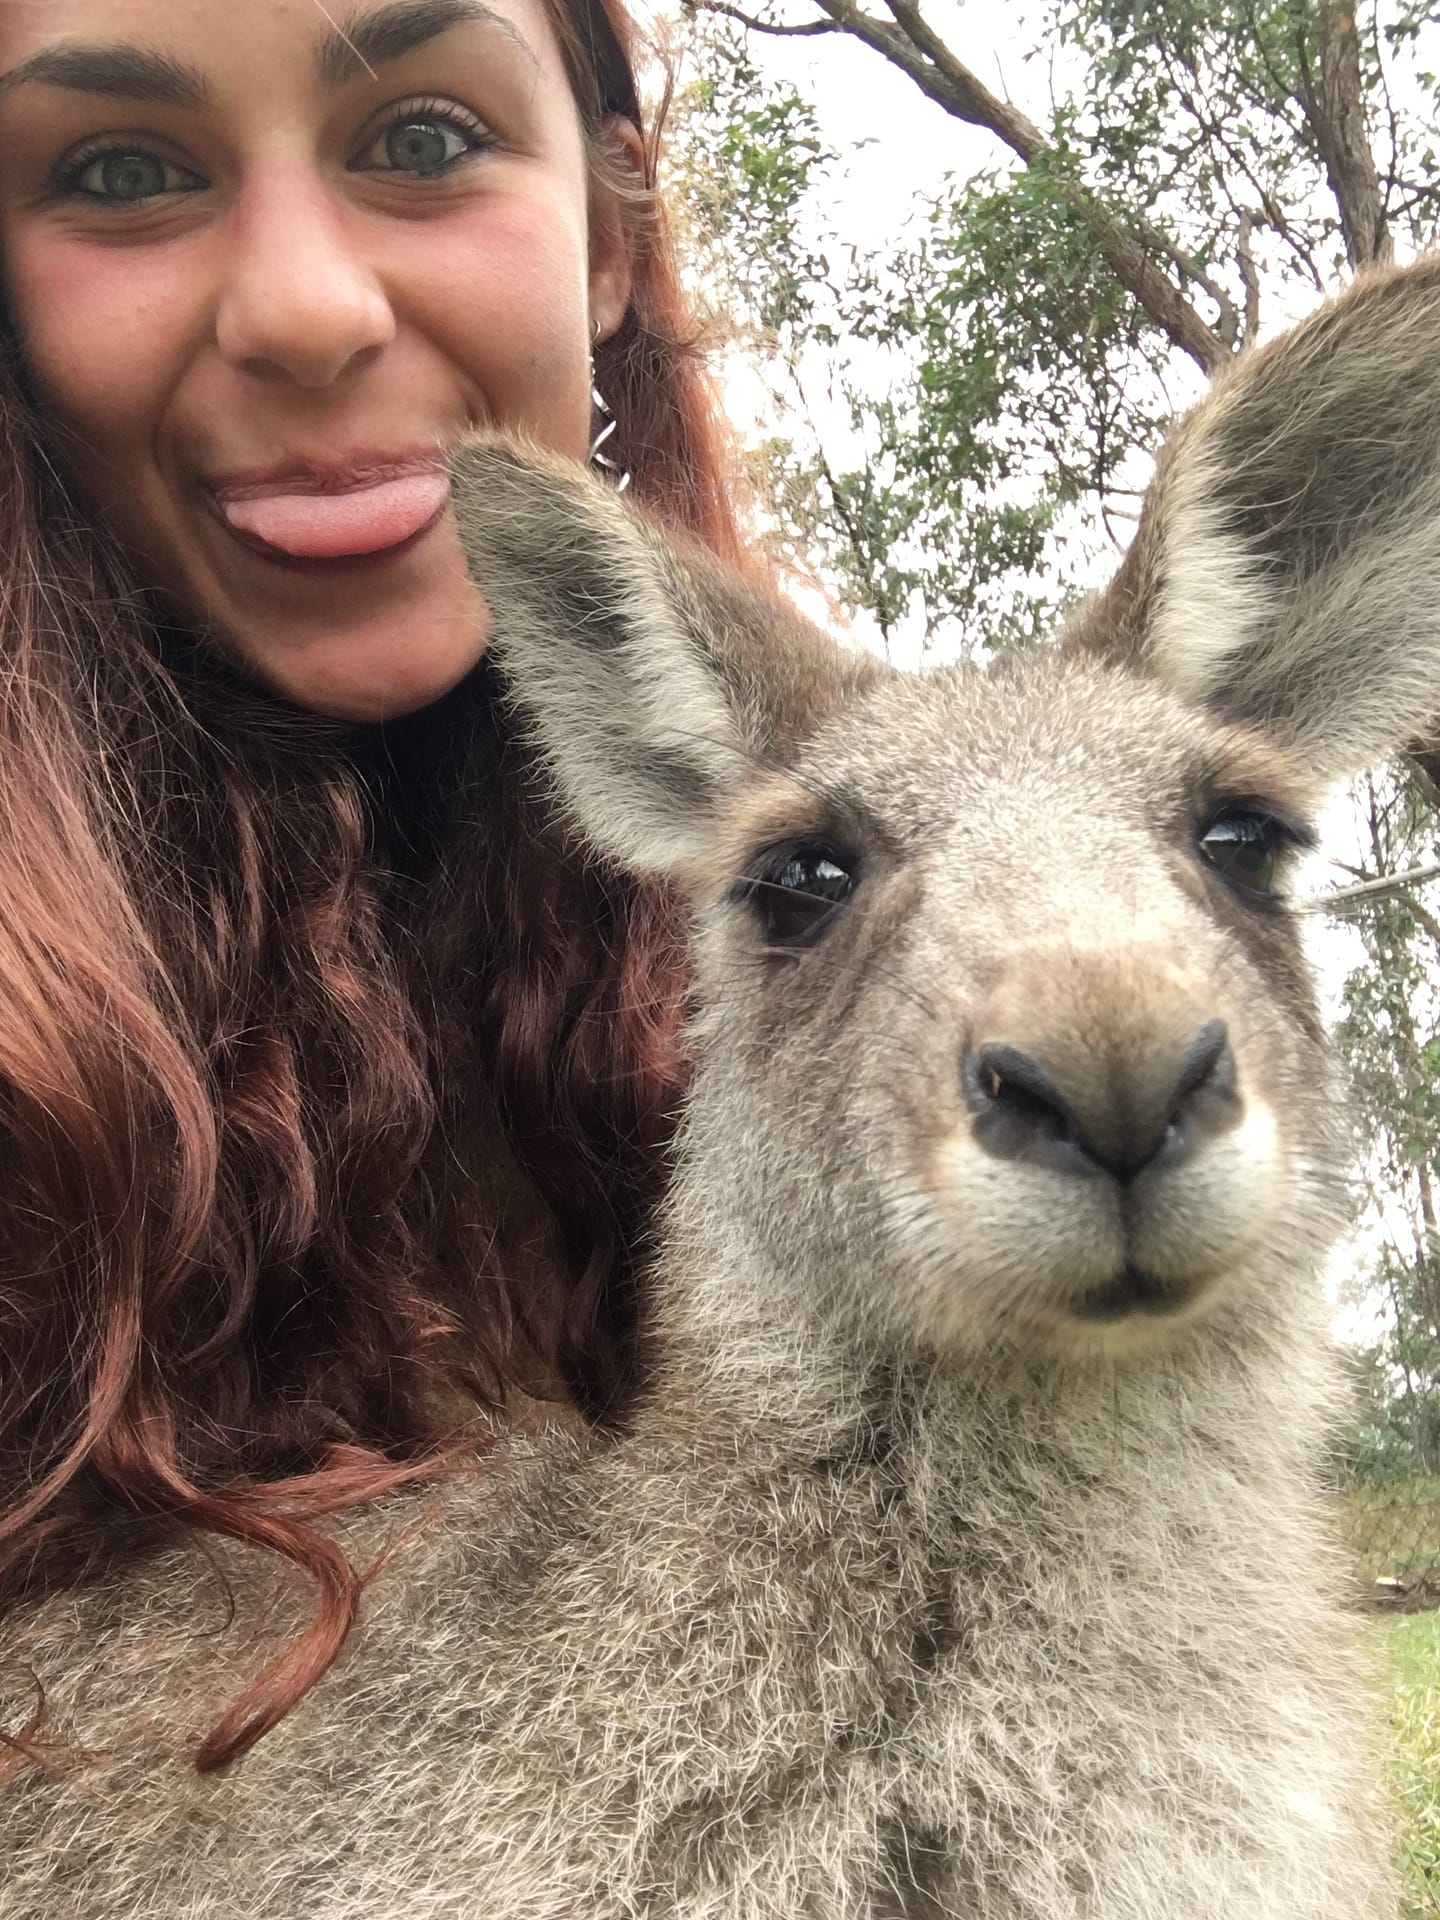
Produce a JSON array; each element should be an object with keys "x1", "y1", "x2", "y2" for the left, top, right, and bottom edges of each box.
[
  {"x1": 411, "y1": 211, "x2": 592, "y2": 440},
  {"x1": 9, "y1": 240, "x2": 178, "y2": 439}
]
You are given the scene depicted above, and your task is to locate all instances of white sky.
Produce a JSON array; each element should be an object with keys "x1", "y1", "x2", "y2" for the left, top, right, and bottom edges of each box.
[{"x1": 725, "y1": 0, "x2": 1015, "y2": 250}]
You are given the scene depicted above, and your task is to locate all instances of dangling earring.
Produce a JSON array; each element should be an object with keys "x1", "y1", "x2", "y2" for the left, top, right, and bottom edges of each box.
[{"x1": 588, "y1": 320, "x2": 631, "y2": 494}]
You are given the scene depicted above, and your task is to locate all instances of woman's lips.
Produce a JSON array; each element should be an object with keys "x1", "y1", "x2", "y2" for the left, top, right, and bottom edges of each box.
[{"x1": 213, "y1": 468, "x2": 452, "y2": 560}]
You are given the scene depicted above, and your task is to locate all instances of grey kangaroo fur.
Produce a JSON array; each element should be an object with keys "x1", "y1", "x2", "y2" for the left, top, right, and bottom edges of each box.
[{"x1": 6, "y1": 259, "x2": 1437, "y2": 1919}]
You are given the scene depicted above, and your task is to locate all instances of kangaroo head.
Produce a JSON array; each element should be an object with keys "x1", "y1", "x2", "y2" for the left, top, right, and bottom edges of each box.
[{"x1": 453, "y1": 258, "x2": 1440, "y2": 1368}]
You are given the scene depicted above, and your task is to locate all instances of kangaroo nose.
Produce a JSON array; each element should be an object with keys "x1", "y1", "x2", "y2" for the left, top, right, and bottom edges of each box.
[{"x1": 966, "y1": 1018, "x2": 1237, "y2": 1182}]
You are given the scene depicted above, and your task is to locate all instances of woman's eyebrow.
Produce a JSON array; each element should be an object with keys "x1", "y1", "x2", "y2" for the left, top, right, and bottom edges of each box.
[
  {"x1": 318, "y1": 0, "x2": 537, "y2": 85},
  {"x1": 0, "y1": 0, "x2": 533, "y2": 108},
  {"x1": 0, "y1": 45, "x2": 208, "y2": 109}
]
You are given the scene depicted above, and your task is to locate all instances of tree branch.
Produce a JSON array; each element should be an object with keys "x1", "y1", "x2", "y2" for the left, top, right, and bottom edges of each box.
[
  {"x1": 1159, "y1": 27, "x2": 1325, "y2": 294},
  {"x1": 1385, "y1": 182, "x2": 1440, "y2": 222},
  {"x1": 1236, "y1": 208, "x2": 1261, "y2": 347},
  {"x1": 690, "y1": 0, "x2": 1232, "y2": 373},
  {"x1": 681, "y1": 1, "x2": 842, "y2": 35},
  {"x1": 1304, "y1": 861, "x2": 1440, "y2": 913},
  {"x1": 1367, "y1": 0, "x2": 1405, "y2": 233},
  {"x1": 1403, "y1": 894, "x2": 1440, "y2": 952},
  {"x1": 1300, "y1": 0, "x2": 1395, "y2": 268}
]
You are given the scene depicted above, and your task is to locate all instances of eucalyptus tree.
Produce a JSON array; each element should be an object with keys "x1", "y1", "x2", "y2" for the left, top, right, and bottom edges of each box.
[{"x1": 670, "y1": 0, "x2": 1440, "y2": 649}]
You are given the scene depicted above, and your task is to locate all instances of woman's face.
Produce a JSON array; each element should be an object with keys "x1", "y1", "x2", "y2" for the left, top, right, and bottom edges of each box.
[{"x1": 0, "y1": 0, "x2": 634, "y2": 719}]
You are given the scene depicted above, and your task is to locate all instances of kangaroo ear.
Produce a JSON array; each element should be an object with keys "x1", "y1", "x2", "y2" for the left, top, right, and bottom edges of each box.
[
  {"x1": 450, "y1": 435, "x2": 746, "y2": 873},
  {"x1": 1073, "y1": 258, "x2": 1440, "y2": 779},
  {"x1": 450, "y1": 434, "x2": 882, "y2": 875}
]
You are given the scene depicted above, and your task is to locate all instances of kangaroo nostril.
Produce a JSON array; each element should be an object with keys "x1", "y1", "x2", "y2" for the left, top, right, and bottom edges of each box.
[
  {"x1": 1160, "y1": 1019, "x2": 1238, "y2": 1161},
  {"x1": 968, "y1": 1043, "x2": 1085, "y2": 1164},
  {"x1": 1173, "y1": 1018, "x2": 1231, "y2": 1105},
  {"x1": 974, "y1": 1045, "x2": 1073, "y2": 1132}
]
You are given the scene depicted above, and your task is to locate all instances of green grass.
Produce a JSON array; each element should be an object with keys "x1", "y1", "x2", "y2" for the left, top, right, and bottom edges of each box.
[{"x1": 1380, "y1": 1611, "x2": 1440, "y2": 1917}]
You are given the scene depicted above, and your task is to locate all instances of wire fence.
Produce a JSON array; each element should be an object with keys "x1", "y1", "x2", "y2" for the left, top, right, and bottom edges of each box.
[{"x1": 1340, "y1": 1473, "x2": 1440, "y2": 1611}]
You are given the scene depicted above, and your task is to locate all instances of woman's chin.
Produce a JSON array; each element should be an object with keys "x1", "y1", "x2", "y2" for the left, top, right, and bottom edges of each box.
[{"x1": 213, "y1": 597, "x2": 495, "y2": 723}]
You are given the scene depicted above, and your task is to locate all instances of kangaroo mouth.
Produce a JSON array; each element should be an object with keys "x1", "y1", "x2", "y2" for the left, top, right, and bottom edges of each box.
[{"x1": 1072, "y1": 1264, "x2": 1193, "y2": 1323}]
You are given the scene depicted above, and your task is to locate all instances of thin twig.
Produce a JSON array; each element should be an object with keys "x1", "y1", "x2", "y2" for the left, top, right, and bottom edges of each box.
[
  {"x1": 1303, "y1": 860, "x2": 1440, "y2": 912},
  {"x1": 683, "y1": 1, "x2": 843, "y2": 35}
]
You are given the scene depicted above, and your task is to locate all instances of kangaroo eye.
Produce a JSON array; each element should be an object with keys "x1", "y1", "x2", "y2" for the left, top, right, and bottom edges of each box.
[
  {"x1": 1197, "y1": 810, "x2": 1294, "y2": 895},
  {"x1": 740, "y1": 844, "x2": 857, "y2": 947}
]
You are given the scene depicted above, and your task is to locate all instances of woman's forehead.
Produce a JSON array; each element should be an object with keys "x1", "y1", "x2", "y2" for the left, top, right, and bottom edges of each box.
[
  {"x1": 0, "y1": 0, "x2": 550, "y2": 83},
  {"x1": 0, "y1": 0, "x2": 332, "y2": 54}
]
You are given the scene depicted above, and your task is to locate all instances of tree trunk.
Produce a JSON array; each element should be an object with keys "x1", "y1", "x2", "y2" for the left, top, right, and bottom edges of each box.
[{"x1": 1305, "y1": 1, "x2": 1394, "y2": 270}]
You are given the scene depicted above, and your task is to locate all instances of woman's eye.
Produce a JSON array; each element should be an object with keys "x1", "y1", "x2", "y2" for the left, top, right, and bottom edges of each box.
[
  {"x1": 356, "y1": 109, "x2": 491, "y2": 177},
  {"x1": 67, "y1": 149, "x2": 200, "y2": 204},
  {"x1": 739, "y1": 845, "x2": 857, "y2": 948}
]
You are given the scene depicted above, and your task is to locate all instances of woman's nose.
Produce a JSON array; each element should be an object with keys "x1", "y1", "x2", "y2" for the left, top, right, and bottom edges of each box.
[{"x1": 214, "y1": 179, "x2": 396, "y2": 388}]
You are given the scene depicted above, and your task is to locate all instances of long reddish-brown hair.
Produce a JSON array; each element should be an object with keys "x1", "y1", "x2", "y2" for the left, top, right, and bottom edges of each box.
[{"x1": 0, "y1": 0, "x2": 742, "y2": 1774}]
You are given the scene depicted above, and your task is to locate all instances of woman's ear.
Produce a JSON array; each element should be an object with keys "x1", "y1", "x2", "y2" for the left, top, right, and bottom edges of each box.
[{"x1": 587, "y1": 116, "x2": 645, "y2": 341}]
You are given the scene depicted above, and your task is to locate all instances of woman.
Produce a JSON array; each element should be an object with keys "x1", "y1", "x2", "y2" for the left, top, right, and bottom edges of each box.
[{"x1": 0, "y1": 0, "x2": 744, "y2": 1773}]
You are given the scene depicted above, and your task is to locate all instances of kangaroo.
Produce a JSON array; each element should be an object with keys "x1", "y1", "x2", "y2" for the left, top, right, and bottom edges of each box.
[{"x1": 5, "y1": 258, "x2": 1435, "y2": 1920}]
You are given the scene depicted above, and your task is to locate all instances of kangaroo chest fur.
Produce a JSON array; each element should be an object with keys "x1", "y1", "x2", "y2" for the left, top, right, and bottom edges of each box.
[{"x1": 1, "y1": 1340, "x2": 1388, "y2": 1920}]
